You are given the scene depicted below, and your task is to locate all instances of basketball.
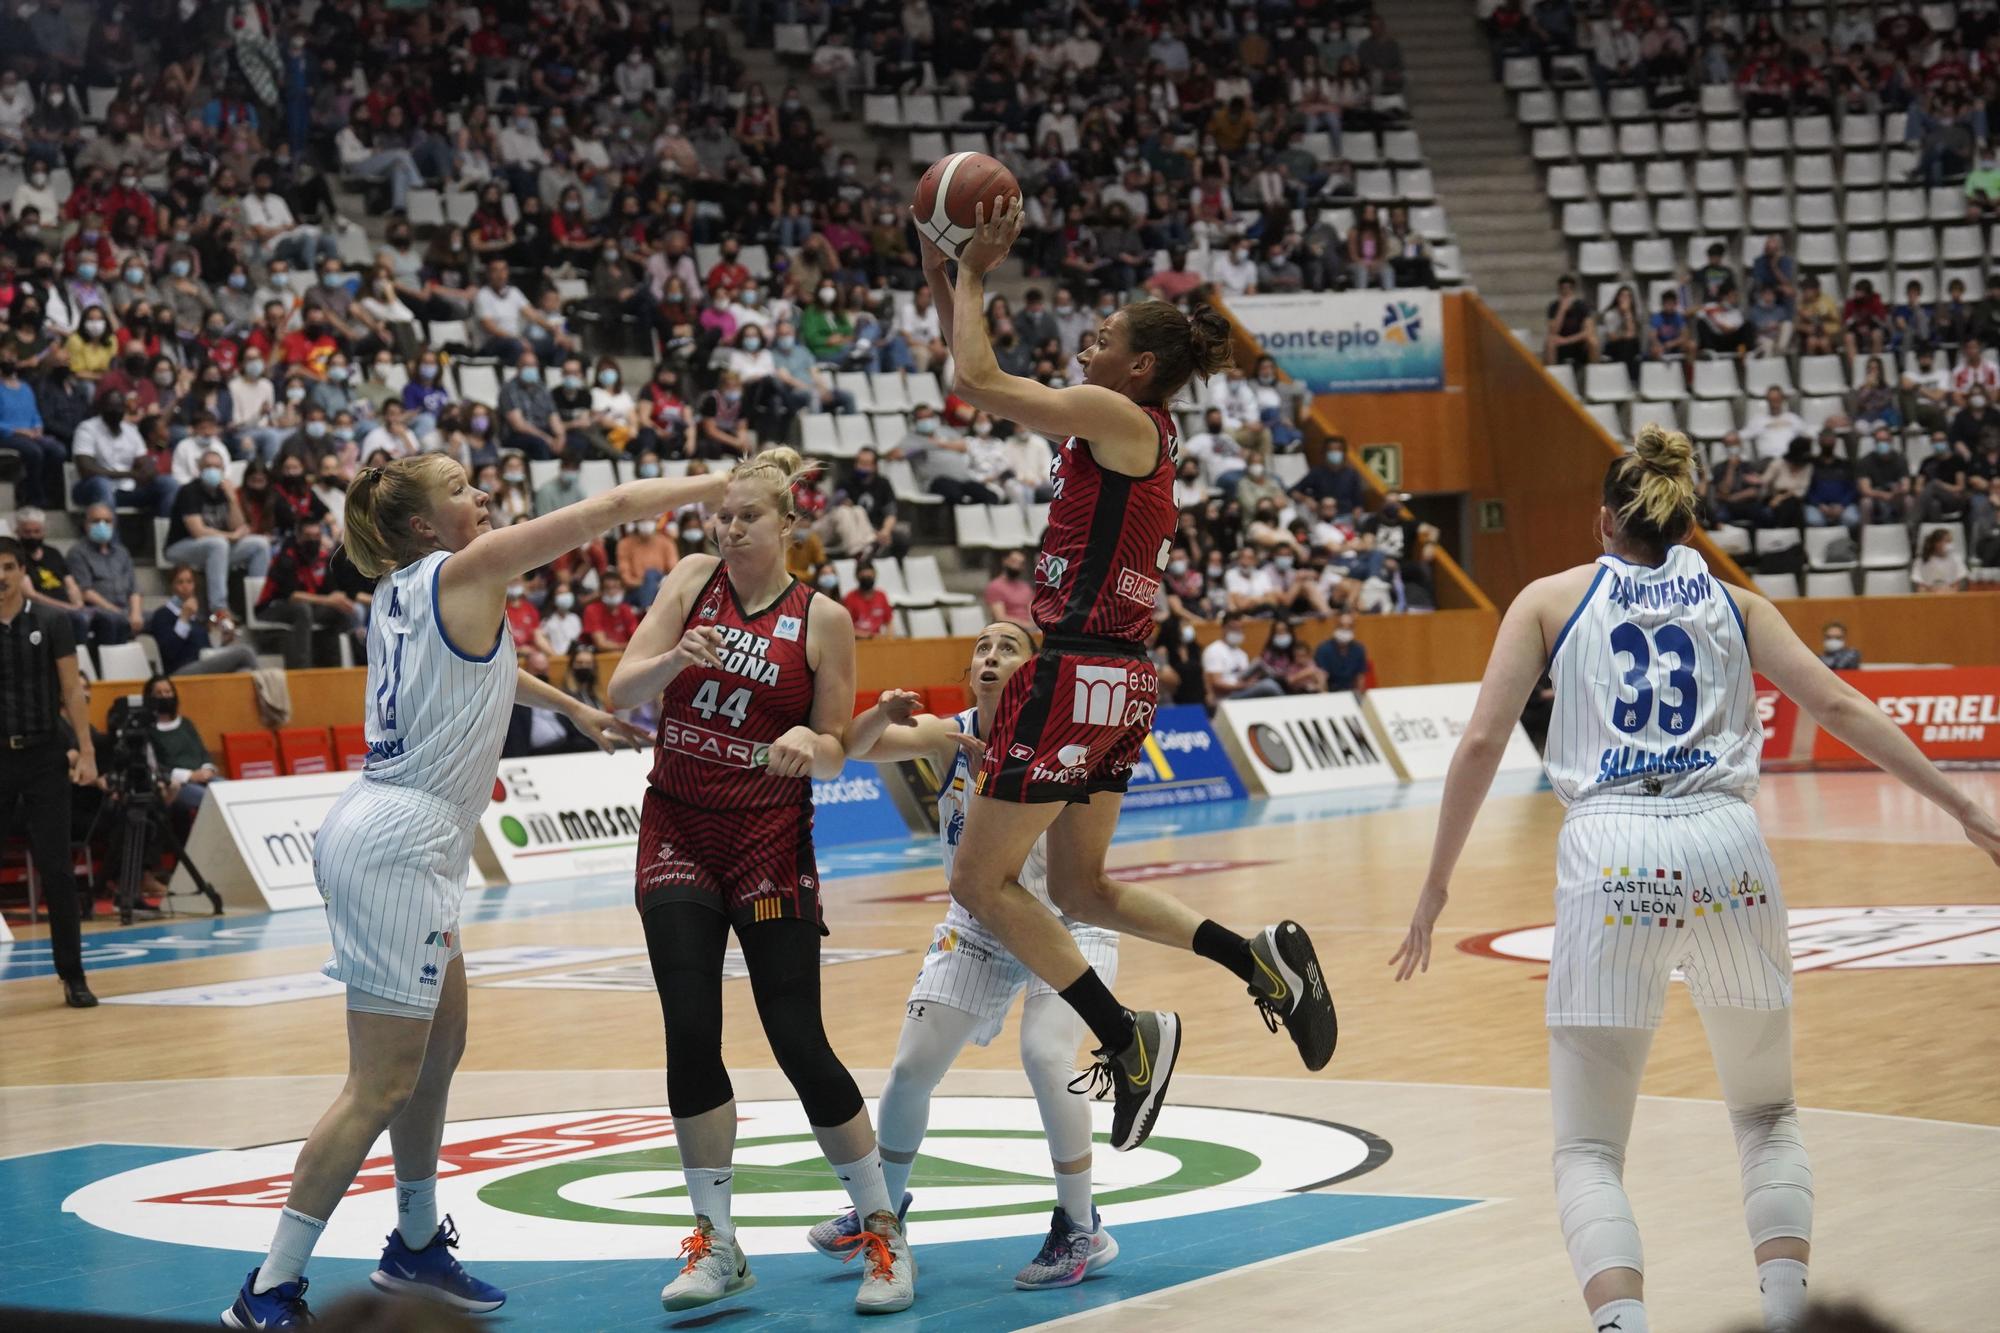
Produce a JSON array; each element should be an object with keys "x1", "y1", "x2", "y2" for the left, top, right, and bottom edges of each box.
[{"x1": 912, "y1": 151, "x2": 1020, "y2": 259}]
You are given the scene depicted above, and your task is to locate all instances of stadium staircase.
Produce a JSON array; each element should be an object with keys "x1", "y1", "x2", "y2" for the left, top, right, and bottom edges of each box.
[{"x1": 1390, "y1": 0, "x2": 1569, "y2": 335}]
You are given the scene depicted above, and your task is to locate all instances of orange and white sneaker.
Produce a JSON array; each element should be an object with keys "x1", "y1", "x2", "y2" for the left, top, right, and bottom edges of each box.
[
  {"x1": 659, "y1": 1217, "x2": 755, "y2": 1312},
  {"x1": 842, "y1": 1214, "x2": 916, "y2": 1314}
]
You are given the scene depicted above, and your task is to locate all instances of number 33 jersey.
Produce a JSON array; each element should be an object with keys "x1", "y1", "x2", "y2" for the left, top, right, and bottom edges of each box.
[
  {"x1": 650, "y1": 562, "x2": 820, "y2": 810},
  {"x1": 1543, "y1": 545, "x2": 1762, "y2": 808}
]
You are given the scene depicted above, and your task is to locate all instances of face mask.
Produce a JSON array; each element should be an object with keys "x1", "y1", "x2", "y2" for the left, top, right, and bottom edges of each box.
[
  {"x1": 333, "y1": 425, "x2": 355, "y2": 441},
  {"x1": 154, "y1": 369, "x2": 175, "y2": 386},
  {"x1": 418, "y1": 363, "x2": 439, "y2": 380},
  {"x1": 914, "y1": 418, "x2": 937, "y2": 435},
  {"x1": 1934, "y1": 441, "x2": 1951, "y2": 454},
  {"x1": 76, "y1": 261, "x2": 99, "y2": 281},
  {"x1": 270, "y1": 272, "x2": 290, "y2": 289},
  {"x1": 149, "y1": 695, "x2": 178, "y2": 717},
  {"x1": 742, "y1": 334, "x2": 765, "y2": 351},
  {"x1": 200, "y1": 466, "x2": 223, "y2": 487},
  {"x1": 857, "y1": 577, "x2": 877, "y2": 592},
  {"x1": 506, "y1": 583, "x2": 525, "y2": 599},
  {"x1": 1179, "y1": 623, "x2": 1197, "y2": 644},
  {"x1": 818, "y1": 287, "x2": 836, "y2": 303},
  {"x1": 227, "y1": 272, "x2": 248, "y2": 289},
  {"x1": 280, "y1": 471, "x2": 304, "y2": 487},
  {"x1": 83, "y1": 319, "x2": 106, "y2": 336},
  {"x1": 519, "y1": 365, "x2": 542, "y2": 383},
  {"x1": 1248, "y1": 464, "x2": 1266, "y2": 479},
  {"x1": 681, "y1": 526, "x2": 704, "y2": 546},
  {"x1": 286, "y1": 385, "x2": 308, "y2": 404},
  {"x1": 305, "y1": 420, "x2": 326, "y2": 437},
  {"x1": 29, "y1": 172, "x2": 45, "y2": 188},
  {"x1": 503, "y1": 469, "x2": 526, "y2": 484},
  {"x1": 818, "y1": 573, "x2": 839, "y2": 591},
  {"x1": 1272, "y1": 634, "x2": 1293, "y2": 650},
  {"x1": 555, "y1": 591, "x2": 575, "y2": 611},
  {"x1": 1823, "y1": 637, "x2": 1846, "y2": 652},
  {"x1": 973, "y1": 421, "x2": 993, "y2": 437},
  {"x1": 1974, "y1": 397, "x2": 1990, "y2": 410},
  {"x1": 1333, "y1": 629, "x2": 1355, "y2": 644},
  {"x1": 327, "y1": 365, "x2": 348, "y2": 383},
  {"x1": 602, "y1": 591, "x2": 625, "y2": 607},
  {"x1": 1275, "y1": 554, "x2": 1295, "y2": 571},
  {"x1": 559, "y1": 470, "x2": 580, "y2": 487},
  {"x1": 124, "y1": 266, "x2": 144, "y2": 285},
  {"x1": 1224, "y1": 629, "x2": 1245, "y2": 646},
  {"x1": 1167, "y1": 559, "x2": 1188, "y2": 577},
  {"x1": 88, "y1": 520, "x2": 114, "y2": 543}
]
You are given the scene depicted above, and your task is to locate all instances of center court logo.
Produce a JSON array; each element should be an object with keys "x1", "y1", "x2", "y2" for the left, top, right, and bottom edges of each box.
[
  {"x1": 63, "y1": 1100, "x2": 1388, "y2": 1261},
  {"x1": 1462, "y1": 905, "x2": 2000, "y2": 973}
]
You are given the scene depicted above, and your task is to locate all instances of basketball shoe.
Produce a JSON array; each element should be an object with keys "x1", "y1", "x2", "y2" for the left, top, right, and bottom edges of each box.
[
  {"x1": 220, "y1": 1269, "x2": 312, "y2": 1328},
  {"x1": 1014, "y1": 1206, "x2": 1117, "y2": 1289},
  {"x1": 1248, "y1": 920, "x2": 1338, "y2": 1071},
  {"x1": 808, "y1": 1190, "x2": 913, "y2": 1258},
  {"x1": 369, "y1": 1215, "x2": 505, "y2": 1312},
  {"x1": 660, "y1": 1218, "x2": 756, "y2": 1312},
  {"x1": 1070, "y1": 1009, "x2": 1180, "y2": 1151},
  {"x1": 842, "y1": 1213, "x2": 916, "y2": 1314}
]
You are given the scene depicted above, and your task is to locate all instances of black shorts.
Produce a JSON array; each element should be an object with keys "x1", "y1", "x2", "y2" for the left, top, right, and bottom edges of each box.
[
  {"x1": 635, "y1": 788, "x2": 827, "y2": 933},
  {"x1": 977, "y1": 636, "x2": 1159, "y2": 805}
]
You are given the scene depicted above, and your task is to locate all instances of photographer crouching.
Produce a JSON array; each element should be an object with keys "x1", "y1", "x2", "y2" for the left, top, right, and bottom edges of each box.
[{"x1": 0, "y1": 535, "x2": 99, "y2": 1008}]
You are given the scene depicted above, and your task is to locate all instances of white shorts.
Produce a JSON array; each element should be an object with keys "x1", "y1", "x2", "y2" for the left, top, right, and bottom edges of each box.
[
  {"x1": 315, "y1": 779, "x2": 474, "y2": 1012},
  {"x1": 907, "y1": 918, "x2": 1120, "y2": 1047},
  {"x1": 1547, "y1": 794, "x2": 1792, "y2": 1029}
]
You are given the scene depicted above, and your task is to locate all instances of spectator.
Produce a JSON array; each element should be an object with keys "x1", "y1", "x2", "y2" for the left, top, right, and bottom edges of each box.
[
  {"x1": 498, "y1": 349, "x2": 564, "y2": 460},
  {"x1": 1856, "y1": 427, "x2": 1913, "y2": 524},
  {"x1": 503, "y1": 580, "x2": 549, "y2": 653},
  {"x1": 0, "y1": 351, "x2": 64, "y2": 507},
  {"x1": 1804, "y1": 432, "x2": 1861, "y2": 531},
  {"x1": 10, "y1": 507, "x2": 84, "y2": 625},
  {"x1": 1696, "y1": 283, "x2": 1754, "y2": 361},
  {"x1": 843, "y1": 560, "x2": 897, "y2": 638},
  {"x1": 1759, "y1": 437, "x2": 1815, "y2": 527},
  {"x1": 1950, "y1": 335, "x2": 1999, "y2": 408},
  {"x1": 1290, "y1": 437, "x2": 1366, "y2": 516},
  {"x1": 143, "y1": 674, "x2": 218, "y2": 821},
  {"x1": 68, "y1": 502, "x2": 142, "y2": 646},
  {"x1": 694, "y1": 369, "x2": 756, "y2": 460},
  {"x1": 1223, "y1": 544, "x2": 1285, "y2": 614},
  {"x1": 1971, "y1": 436, "x2": 2000, "y2": 553},
  {"x1": 255, "y1": 516, "x2": 359, "y2": 669},
  {"x1": 1842, "y1": 278, "x2": 1890, "y2": 357},
  {"x1": 360, "y1": 399, "x2": 420, "y2": 460},
  {"x1": 1598, "y1": 285, "x2": 1644, "y2": 370},
  {"x1": 618, "y1": 518, "x2": 678, "y2": 609},
  {"x1": 534, "y1": 453, "x2": 585, "y2": 516},
  {"x1": 845, "y1": 448, "x2": 909, "y2": 559},
  {"x1": 1818, "y1": 621, "x2": 1861, "y2": 670},
  {"x1": 164, "y1": 445, "x2": 272, "y2": 610},
  {"x1": 1917, "y1": 436, "x2": 1972, "y2": 522},
  {"x1": 1850, "y1": 356, "x2": 1899, "y2": 432},
  {"x1": 1747, "y1": 286, "x2": 1795, "y2": 358},
  {"x1": 503, "y1": 648, "x2": 594, "y2": 756},
  {"x1": 1795, "y1": 275, "x2": 1842, "y2": 357},
  {"x1": 1234, "y1": 448, "x2": 1287, "y2": 517},
  {"x1": 1544, "y1": 274, "x2": 1595, "y2": 367},
  {"x1": 1692, "y1": 242, "x2": 1735, "y2": 302},
  {"x1": 1647, "y1": 289, "x2": 1695, "y2": 362},
  {"x1": 983, "y1": 551, "x2": 1034, "y2": 626},
  {"x1": 1314, "y1": 612, "x2": 1371, "y2": 692},
  {"x1": 582, "y1": 570, "x2": 638, "y2": 649},
  {"x1": 1742, "y1": 386, "x2": 1808, "y2": 460},
  {"x1": 1201, "y1": 609, "x2": 1283, "y2": 700},
  {"x1": 146, "y1": 563, "x2": 257, "y2": 675},
  {"x1": 1913, "y1": 527, "x2": 1969, "y2": 592},
  {"x1": 1260, "y1": 618, "x2": 1327, "y2": 694},
  {"x1": 71, "y1": 389, "x2": 178, "y2": 514}
]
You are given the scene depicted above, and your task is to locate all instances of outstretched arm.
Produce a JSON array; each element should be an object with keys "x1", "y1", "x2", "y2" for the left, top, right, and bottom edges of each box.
[
  {"x1": 1391, "y1": 583, "x2": 1553, "y2": 980},
  {"x1": 445, "y1": 472, "x2": 728, "y2": 601},
  {"x1": 847, "y1": 691, "x2": 960, "y2": 764},
  {"x1": 1743, "y1": 591, "x2": 2000, "y2": 861}
]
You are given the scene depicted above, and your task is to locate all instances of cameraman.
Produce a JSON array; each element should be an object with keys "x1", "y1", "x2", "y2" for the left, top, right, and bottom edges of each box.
[
  {"x1": 0, "y1": 535, "x2": 99, "y2": 1008},
  {"x1": 143, "y1": 675, "x2": 219, "y2": 822}
]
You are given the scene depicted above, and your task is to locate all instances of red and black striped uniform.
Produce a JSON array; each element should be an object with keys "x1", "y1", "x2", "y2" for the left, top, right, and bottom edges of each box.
[
  {"x1": 979, "y1": 404, "x2": 1176, "y2": 804},
  {"x1": 637, "y1": 562, "x2": 827, "y2": 929}
]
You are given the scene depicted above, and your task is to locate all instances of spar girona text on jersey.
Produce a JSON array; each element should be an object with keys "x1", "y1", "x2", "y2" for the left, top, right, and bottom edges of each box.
[
  {"x1": 649, "y1": 562, "x2": 820, "y2": 809},
  {"x1": 1031, "y1": 404, "x2": 1180, "y2": 644}
]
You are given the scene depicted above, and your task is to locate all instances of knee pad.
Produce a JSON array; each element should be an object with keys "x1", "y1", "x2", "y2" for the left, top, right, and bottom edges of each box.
[
  {"x1": 1729, "y1": 1102, "x2": 1814, "y2": 1246},
  {"x1": 1552, "y1": 1138, "x2": 1646, "y2": 1286}
]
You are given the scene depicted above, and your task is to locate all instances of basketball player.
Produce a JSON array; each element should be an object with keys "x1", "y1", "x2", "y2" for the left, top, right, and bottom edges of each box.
[
  {"x1": 604, "y1": 447, "x2": 914, "y2": 1315},
  {"x1": 1389, "y1": 424, "x2": 2000, "y2": 1333},
  {"x1": 223, "y1": 455, "x2": 726, "y2": 1328},
  {"x1": 919, "y1": 196, "x2": 1338, "y2": 1153},
  {"x1": 807, "y1": 623, "x2": 1122, "y2": 1289}
]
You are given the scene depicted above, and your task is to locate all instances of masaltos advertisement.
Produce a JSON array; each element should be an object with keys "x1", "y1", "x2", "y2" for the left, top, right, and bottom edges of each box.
[{"x1": 1229, "y1": 290, "x2": 1445, "y2": 393}]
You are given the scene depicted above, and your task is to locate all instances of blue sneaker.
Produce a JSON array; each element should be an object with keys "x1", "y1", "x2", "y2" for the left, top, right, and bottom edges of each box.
[
  {"x1": 1014, "y1": 1207, "x2": 1117, "y2": 1290},
  {"x1": 807, "y1": 1191, "x2": 913, "y2": 1259},
  {"x1": 368, "y1": 1215, "x2": 506, "y2": 1313},
  {"x1": 220, "y1": 1267, "x2": 313, "y2": 1328}
]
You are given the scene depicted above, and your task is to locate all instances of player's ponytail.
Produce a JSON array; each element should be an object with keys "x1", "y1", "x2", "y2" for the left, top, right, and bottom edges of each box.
[
  {"x1": 343, "y1": 453, "x2": 463, "y2": 579},
  {"x1": 730, "y1": 445, "x2": 819, "y2": 518},
  {"x1": 1605, "y1": 421, "x2": 1699, "y2": 556},
  {"x1": 1121, "y1": 299, "x2": 1236, "y2": 404}
]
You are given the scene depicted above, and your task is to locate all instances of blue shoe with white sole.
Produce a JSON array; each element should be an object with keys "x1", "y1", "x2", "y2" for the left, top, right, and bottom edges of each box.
[
  {"x1": 368, "y1": 1215, "x2": 506, "y2": 1313},
  {"x1": 221, "y1": 1268, "x2": 313, "y2": 1328},
  {"x1": 1014, "y1": 1207, "x2": 1117, "y2": 1289}
]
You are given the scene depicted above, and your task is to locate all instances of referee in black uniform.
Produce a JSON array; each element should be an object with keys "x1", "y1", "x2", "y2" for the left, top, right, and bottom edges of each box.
[{"x1": 0, "y1": 535, "x2": 98, "y2": 1007}]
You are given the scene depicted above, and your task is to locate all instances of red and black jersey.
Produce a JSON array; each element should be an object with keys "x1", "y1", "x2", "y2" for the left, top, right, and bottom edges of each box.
[
  {"x1": 1032, "y1": 403, "x2": 1179, "y2": 645},
  {"x1": 649, "y1": 562, "x2": 819, "y2": 810}
]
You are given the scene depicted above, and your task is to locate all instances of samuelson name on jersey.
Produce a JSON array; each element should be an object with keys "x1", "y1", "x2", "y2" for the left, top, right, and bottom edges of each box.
[{"x1": 1605, "y1": 569, "x2": 1715, "y2": 611}]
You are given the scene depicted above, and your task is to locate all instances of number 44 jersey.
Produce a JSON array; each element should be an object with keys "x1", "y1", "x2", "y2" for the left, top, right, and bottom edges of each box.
[
  {"x1": 650, "y1": 563, "x2": 821, "y2": 810},
  {"x1": 1543, "y1": 545, "x2": 1763, "y2": 807}
]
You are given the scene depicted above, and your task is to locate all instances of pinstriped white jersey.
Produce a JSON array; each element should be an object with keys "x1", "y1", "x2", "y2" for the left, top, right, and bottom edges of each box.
[
  {"x1": 939, "y1": 708, "x2": 1056, "y2": 933},
  {"x1": 358, "y1": 549, "x2": 517, "y2": 817},
  {"x1": 1544, "y1": 545, "x2": 1761, "y2": 808}
]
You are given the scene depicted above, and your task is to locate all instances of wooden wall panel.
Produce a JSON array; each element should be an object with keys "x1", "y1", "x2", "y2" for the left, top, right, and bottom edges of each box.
[{"x1": 1768, "y1": 591, "x2": 2000, "y2": 665}]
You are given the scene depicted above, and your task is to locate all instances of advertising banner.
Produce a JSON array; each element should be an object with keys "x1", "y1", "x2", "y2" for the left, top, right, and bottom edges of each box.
[
  {"x1": 1229, "y1": 290, "x2": 1445, "y2": 393},
  {"x1": 1752, "y1": 673, "x2": 1801, "y2": 764},
  {"x1": 1213, "y1": 693, "x2": 1398, "y2": 796},
  {"x1": 1124, "y1": 704, "x2": 1251, "y2": 809},
  {"x1": 1362, "y1": 683, "x2": 1542, "y2": 782},
  {"x1": 1811, "y1": 667, "x2": 2000, "y2": 764},
  {"x1": 174, "y1": 770, "x2": 370, "y2": 913}
]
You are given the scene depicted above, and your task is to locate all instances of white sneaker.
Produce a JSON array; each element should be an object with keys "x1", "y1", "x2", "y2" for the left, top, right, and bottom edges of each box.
[
  {"x1": 659, "y1": 1218, "x2": 756, "y2": 1312},
  {"x1": 844, "y1": 1215, "x2": 916, "y2": 1315}
]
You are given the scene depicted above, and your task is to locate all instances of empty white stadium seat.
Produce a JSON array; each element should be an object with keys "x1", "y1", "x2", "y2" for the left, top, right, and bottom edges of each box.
[
  {"x1": 1862, "y1": 568, "x2": 1912, "y2": 596},
  {"x1": 1584, "y1": 363, "x2": 1634, "y2": 402},
  {"x1": 1859, "y1": 524, "x2": 1914, "y2": 568},
  {"x1": 1691, "y1": 361, "x2": 1742, "y2": 399}
]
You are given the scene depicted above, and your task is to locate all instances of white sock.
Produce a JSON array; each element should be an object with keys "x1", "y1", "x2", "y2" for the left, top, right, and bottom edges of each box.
[
  {"x1": 879, "y1": 1148, "x2": 916, "y2": 1208},
  {"x1": 395, "y1": 1174, "x2": 438, "y2": 1248},
  {"x1": 1055, "y1": 1162, "x2": 1093, "y2": 1227},
  {"x1": 830, "y1": 1146, "x2": 892, "y2": 1224},
  {"x1": 253, "y1": 1207, "x2": 326, "y2": 1293},
  {"x1": 682, "y1": 1165, "x2": 736, "y2": 1239},
  {"x1": 1588, "y1": 1298, "x2": 1648, "y2": 1333},
  {"x1": 1758, "y1": 1258, "x2": 1809, "y2": 1331}
]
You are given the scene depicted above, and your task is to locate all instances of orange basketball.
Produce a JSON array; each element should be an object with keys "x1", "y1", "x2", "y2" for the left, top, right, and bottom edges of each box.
[{"x1": 912, "y1": 152, "x2": 1020, "y2": 258}]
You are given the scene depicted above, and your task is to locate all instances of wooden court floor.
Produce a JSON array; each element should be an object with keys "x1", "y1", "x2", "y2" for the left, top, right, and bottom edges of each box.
[{"x1": 3, "y1": 770, "x2": 1997, "y2": 1330}]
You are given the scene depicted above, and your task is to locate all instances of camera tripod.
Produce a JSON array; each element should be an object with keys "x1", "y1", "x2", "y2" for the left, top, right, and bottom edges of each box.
[{"x1": 91, "y1": 785, "x2": 223, "y2": 925}]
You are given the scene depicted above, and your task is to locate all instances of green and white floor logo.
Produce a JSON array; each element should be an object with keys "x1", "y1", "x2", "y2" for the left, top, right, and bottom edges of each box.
[{"x1": 64, "y1": 1098, "x2": 1387, "y2": 1261}]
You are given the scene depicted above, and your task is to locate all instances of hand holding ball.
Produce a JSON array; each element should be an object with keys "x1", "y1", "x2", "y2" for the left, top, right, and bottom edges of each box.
[{"x1": 911, "y1": 152, "x2": 1021, "y2": 264}]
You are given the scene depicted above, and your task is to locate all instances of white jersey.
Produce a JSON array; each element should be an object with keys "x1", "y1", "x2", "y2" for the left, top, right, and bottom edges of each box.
[
  {"x1": 1544, "y1": 546, "x2": 1761, "y2": 808},
  {"x1": 358, "y1": 549, "x2": 517, "y2": 817},
  {"x1": 939, "y1": 709, "x2": 1056, "y2": 934}
]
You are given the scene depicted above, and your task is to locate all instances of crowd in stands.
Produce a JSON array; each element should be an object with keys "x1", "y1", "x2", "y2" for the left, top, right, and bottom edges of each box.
[{"x1": 1495, "y1": 1, "x2": 2000, "y2": 577}]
